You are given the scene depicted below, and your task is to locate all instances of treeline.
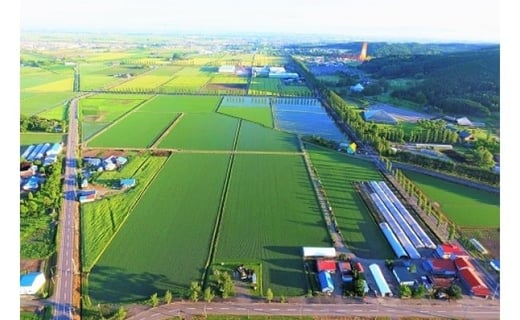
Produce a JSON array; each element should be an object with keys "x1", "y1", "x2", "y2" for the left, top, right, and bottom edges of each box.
[
  {"x1": 291, "y1": 56, "x2": 499, "y2": 186},
  {"x1": 20, "y1": 115, "x2": 65, "y2": 133},
  {"x1": 359, "y1": 47, "x2": 500, "y2": 118}
]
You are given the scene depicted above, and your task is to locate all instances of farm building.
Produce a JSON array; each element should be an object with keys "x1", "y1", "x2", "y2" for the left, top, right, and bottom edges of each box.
[
  {"x1": 317, "y1": 259, "x2": 336, "y2": 273},
  {"x1": 392, "y1": 266, "x2": 416, "y2": 286},
  {"x1": 378, "y1": 222, "x2": 408, "y2": 259},
  {"x1": 80, "y1": 178, "x2": 89, "y2": 189},
  {"x1": 458, "y1": 268, "x2": 491, "y2": 298},
  {"x1": 21, "y1": 175, "x2": 44, "y2": 191},
  {"x1": 454, "y1": 257, "x2": 473, "y2": 271},
  {"x1": 83, "y1": 157, "x2": 102, "y2": 168},
  {"x1": 363, "y1": 109, "x2": 398, "y2": 125},
  {"x1": 490, "y1": 259, "x2": 500, "y2": 272},
  {"x1": 339, "y1": 142, "x2": 357, "y2": 154},
  {"x1": 219, "y1": 65, "x2": 236, "y2": 73},
  {"x1": 46, "y1": 142, "x2": 63, "y2": 156},
  {"x1": 458, "y1": 130, "x2": 475, "y2": 143},
  {"x1": 269, "y1": 72, "x2": 299, "y2": 79},
  {"x1": 456, "y1": 117, "x2": 473, "y2": 126},
  {"x1": 21, "y1": 145, "x2": 35, "y2": 160},
  {"x1": 469, "y1": 238, "x2": 488, "y2": 254},
  {"x1": 436, "y1": 243, "x2": 467, "y2": 259},
  {"x1": 317, "y1": 271, "x2": 334, "y2": 294},
  {"x1": 422, "y1": 259, "x2": 457, "y2": 277},
  {"x1": 338, "y1": 261, "x2": 353, "y2": 282},
  {"x1": 20, "y1": 272, "x2": 46, "y2": 295},
  {"x1": 43, "y1": 154, "x2": 58, "y2": 166},
  {"x1": 369, "y1": 264, "x2": 392, "y2": 297},
  {"x1": 78, "y1": 190, "x2": 96, "y2": 203},
  {"x1": 350, "y1": 83, "x2": 364, "y2": 92},
  {"x1": 120, "y1": 178, "x2": 136, "y2": 189},
  {"x1": 269, "y1": 66, "x2": 286, "y2": 73},
  {"x1": 103, "y1": 156, "x2": 117, "y2": 171},
  {"x1": 252, "y1": 66, "x2": 270, "y2": 77},
  {"x1": 302, "y1": 247, "x2": 336, "y2": 258}
]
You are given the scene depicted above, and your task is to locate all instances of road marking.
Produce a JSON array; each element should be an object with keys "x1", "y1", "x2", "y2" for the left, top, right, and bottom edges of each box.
[
  {"x1": 270, "y1": 308, "x2": 280, "y2": 311},
  {"x1": 337, "y1": 309, "x2": 346, "y2": 312},
  {"x1": 287, "y1": 308, "x2": 296, "y2": 311},
  {"x1": 254, "y1": 308, "x2": 263, "y2": 311},
  {"x1": 236, "y1": 308, "x2": 246, "y2": 310},
  {"x1": 187, "y1": 307, "x2": 196, "y2": 310},
  {"x1": 220, "y1": 307, "x2": 230, "y2": 310},
  {"x1": 206, "y1": 307, "x2": 213, "y2": 310},
  {"x1": 353, "y1": 309, "x2": 362, "y2": 312},
  {"x1": 151, "y1": 313, "x2": 161, "y2": 317}
]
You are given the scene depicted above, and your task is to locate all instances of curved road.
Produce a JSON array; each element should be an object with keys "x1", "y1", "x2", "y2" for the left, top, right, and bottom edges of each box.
[{"x1": 52, "y1": 98, "x2": 80, "y2": 320}]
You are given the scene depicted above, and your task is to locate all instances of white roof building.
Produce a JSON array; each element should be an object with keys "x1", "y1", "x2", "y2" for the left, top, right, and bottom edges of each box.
[
  {"x1": 20, "y1": 272, "x2": 46, "y2": 295},
  {"x1": 302, "y1": 247, "x2": 336, "y2": 258}
]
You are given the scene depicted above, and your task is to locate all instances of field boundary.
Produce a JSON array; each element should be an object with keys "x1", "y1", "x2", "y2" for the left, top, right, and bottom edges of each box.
[
  {"x1": 149, "y1": 112, "x2": 184, "y2": 148},
  {"x1": 202, "y1": 120, "x2": 242, "y2": 288}
]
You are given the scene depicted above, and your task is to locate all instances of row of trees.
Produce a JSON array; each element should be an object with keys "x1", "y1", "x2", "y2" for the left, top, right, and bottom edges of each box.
[
  {"x1": 291, "y1": 56, "x2": 499, "y2": 186},
  {"x1": 20, "y1": 115, "x2": 65, "y2": 133}
]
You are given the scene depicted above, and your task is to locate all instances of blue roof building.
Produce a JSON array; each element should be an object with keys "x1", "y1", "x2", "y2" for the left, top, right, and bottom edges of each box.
[
  {"x1": 120, "y1": 178, "x2": 136, "y2": 189},
  {"x1": 20, "y1": 272, "x2": 46, "y2": 295},
  {"x1": 318, "y1": 271, "x2": 334, "y2": 294}
]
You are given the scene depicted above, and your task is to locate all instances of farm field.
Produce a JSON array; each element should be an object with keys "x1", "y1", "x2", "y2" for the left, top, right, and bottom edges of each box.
[
  {"x1": 86, "y1": 111, "x2": 180, "y2": 148},
  {"x1": 157, "y1": 113, "x2": 239, "y2": 150},
  {"x1": 86, "y1": 153, "x2": 230, "y2": 303},
  {"x1": 81, "y1": 152, "x2": 168, "y2": 271},
  {"x1": 110, "y1": 67, "x2": 175, "y2": 91},
  {"x1": 20, "y1": 133, "x2": 65, "y2": 146},
  {"x1": 78, "y1": 62, "x2": 152, "y2": 91},
  {"x1": 218, "y1": 106, "x2": 273, "y2": 128},
  {"x1": 402, "y1": 170, "x2": 500, "y2": 227},
  {"x1": 159, "y1": 66, "x2": 213, "y2": 92},
  {"x1": 79, "y1": 94, "x2": 151, "y2": 140},
  {"x1": 215, "y1": 154, "x2": 330, "y2": 296},
  {"x1": 235, "y1": 121, "x2": 300, "y2": 152},
  {"x1": 21, "y1": 92, "x2": 76, "y2": 116},
  {"x1": 137, "y1": 95, "x2": 221, "y2": 113},
  {"x1": 305, "y1": 144, "x2": 394, "y2": 259}
]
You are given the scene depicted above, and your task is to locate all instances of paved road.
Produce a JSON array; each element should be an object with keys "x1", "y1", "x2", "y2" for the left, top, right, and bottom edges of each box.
[
  {"x1": 127, "y1": 299, "x2": 500, "y2": 320},
  {"x1": 51, "y1": 98, "x2": 80, "y2": 320}
]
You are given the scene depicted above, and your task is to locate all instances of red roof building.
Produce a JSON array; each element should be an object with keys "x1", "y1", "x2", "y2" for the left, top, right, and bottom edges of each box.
[
  {"x1": 355, "y1": 262, "x2": 364, "y2": 273},
  {"x1": 423, "y1": 259, "x2": 457, "y2": 276},
  {"x1": 317, "y1": 259, "x2": 336, "y2": 273},
  {"x1": 436, "y1": 243, "x2": 468, "y2": 259},
  {"x1": 454, "y1": 257, "x2": 473, "y2": 270},
  {"x1": 458, "y1": 268, "x2": 491, "y2": 298}
]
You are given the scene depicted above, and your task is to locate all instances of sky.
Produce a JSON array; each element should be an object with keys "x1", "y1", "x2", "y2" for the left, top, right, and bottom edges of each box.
[{"x1": 20, "y1": 0, "x2": 500, "y2": 42}]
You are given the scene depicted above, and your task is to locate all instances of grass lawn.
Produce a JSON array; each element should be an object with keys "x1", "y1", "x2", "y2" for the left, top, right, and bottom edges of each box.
[{"x1": 403, "y1": 170, "x2": 500, "y2": 227}]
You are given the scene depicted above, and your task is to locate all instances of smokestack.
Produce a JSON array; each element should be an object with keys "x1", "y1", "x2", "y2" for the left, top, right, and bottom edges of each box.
[{"x1": 359, "y1": 42, "x2": 368, "y2": 62}]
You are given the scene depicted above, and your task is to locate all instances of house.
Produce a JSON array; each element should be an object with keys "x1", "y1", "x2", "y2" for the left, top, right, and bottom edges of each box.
[
  {"x1": 317, "y1": 271, "x2": 334, "y2": 294},
  {"x1": 46, "y1": 142, "x2": 63, "y2": 156},
  {"x1": 103, "y1": 156, "x2": 117, "y2": 171},
  {"x1": 422, "y1": 259, "x2": 457, "y2": 277},
  {"x1": 22, "y1": 175, "x2": 44, "y2": 191},
  {"x1": 120, "y1": 178, "x2": 136, "y2": 189},
  {"x1": 218, "y1": 65, "x2": 236, "y2": 73},
  {"x1": 20, "y1": 272, "x2": 46, "y2": 295},
  {"x1": 490, "y1": 259, "x2": 500, "y2": 272},
  {"x1": 78, "y1": 190, "x2": 96, "y2": 203},
  {"x1": 116, "y1": 156, "x2": 128, "y2": 166},
  {"x1": 338, "y1": 261, "x2": 353, "y2": 282},
  {"x1": 392, "y1": 266, "x2": 416, "y2": 286},
  {"x1": 43, "y1": 155, "x2": 58, "y2": 166},
  {"x1": 435, "y1": 243, "x2": 467, "y2": 259}
]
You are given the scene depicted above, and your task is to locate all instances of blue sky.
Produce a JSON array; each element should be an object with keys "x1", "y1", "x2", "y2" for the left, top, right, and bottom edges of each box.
[{"x1": 20, "y1": 0, "x2": 500, "y2": 42}]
